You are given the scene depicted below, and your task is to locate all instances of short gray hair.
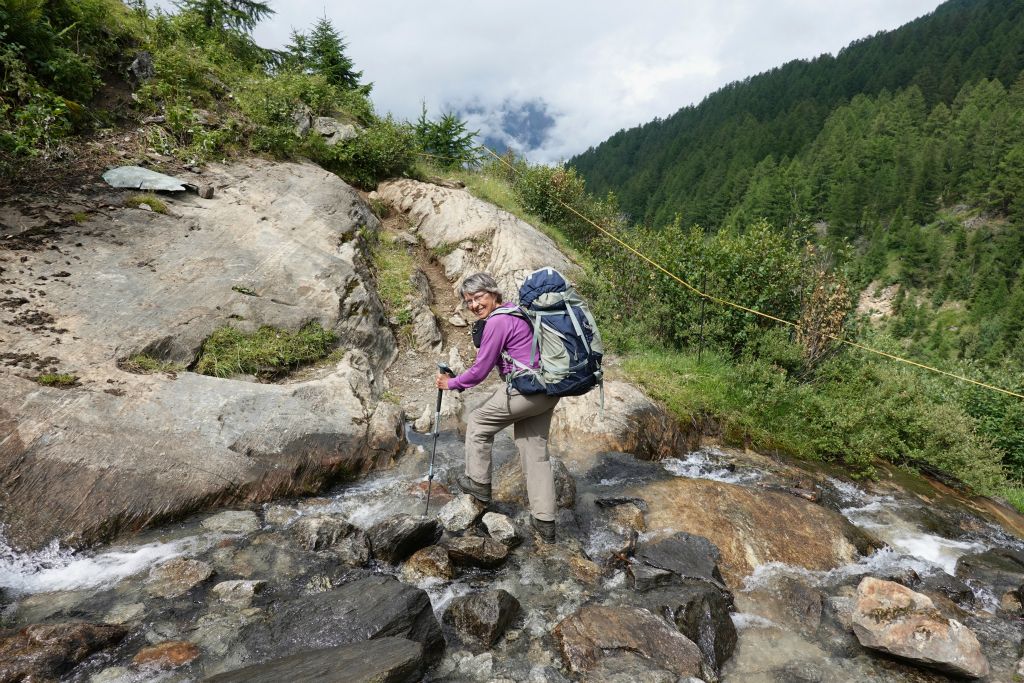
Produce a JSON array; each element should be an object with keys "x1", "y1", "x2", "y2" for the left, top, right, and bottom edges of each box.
[{"x1": 458, "y1": 272, "x2": 503, "y2": 302}]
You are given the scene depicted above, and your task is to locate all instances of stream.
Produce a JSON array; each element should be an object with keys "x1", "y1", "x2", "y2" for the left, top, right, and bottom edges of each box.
[{"x1": 2, "y1": 430, "x2": 1022, "y2": 682}]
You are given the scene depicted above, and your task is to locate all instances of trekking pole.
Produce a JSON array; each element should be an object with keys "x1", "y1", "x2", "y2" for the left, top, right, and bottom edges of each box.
[{"x1": 424, "y1": 363, "x2": 456, "y2": 516}]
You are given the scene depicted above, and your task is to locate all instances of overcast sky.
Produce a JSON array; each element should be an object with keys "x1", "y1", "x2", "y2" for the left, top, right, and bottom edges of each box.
[{"x1": 216, "y1": 1, "x2": 944, "y2": 162}]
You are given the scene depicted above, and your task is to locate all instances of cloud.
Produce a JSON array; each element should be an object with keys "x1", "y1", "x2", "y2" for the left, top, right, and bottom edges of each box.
[{"x1": 160, "y1": 0, "x2": 944, "y2": 163}]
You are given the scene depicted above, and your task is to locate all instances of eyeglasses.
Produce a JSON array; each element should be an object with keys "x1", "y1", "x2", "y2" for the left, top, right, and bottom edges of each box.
[{"x1": 464, "y1": 292, "x2": 492, "y2": 307}]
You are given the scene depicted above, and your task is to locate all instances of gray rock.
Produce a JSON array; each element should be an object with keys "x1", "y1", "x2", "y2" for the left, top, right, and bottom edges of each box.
[
  {"x1": 247, "y1": 575, "x2": 444, "y2": 665},
  {"x1": 482, "y1": 512, "x2": 520, "y2": 547},
  {"x1": 919, "y1": 570, "x2": 975, "y2": 606},
  {"x1": 445, "y1": 535, "x2": 510, "y2": 569},
  {"x1": 368, "y1": 514, "x2": 443, "y2": 563},
  {"x1": 127, "y1": 51, "x2": 154, "y2": 85},
  {"x1": 313, "y1": 117, "x2": 359, "y2": 145},
  {"x1": 146, "y1": 558, "x2": 214, "y2": 598},
  {"x1": 411, "y1": 304, "x2": 443, "y2": 353},
  {"x1": 955, "y1": 547, "x2": 1024, "y2": 598},
  {"x1": 264, "y1": 505, "x2": 300, "y2": 527},
  {"x1": 0, "y1": 160, "x2": 396, "y2": 551},
  {"x1": 635, "y1": 532, "x2": 727, "y2": 591},
  {"x1": 494, "y1": 457, "x2": 575, "y2": 509},
  {"x1": 637, "y1": 585, "x2": 737, "y2": 677},
  {"x1": 207, "y1": 637, "x2": 424, "y2": 683},
  {"x1": 628, "y1": 563, "x2": 674, "y2": 592},
  {"x1": 292, "y1": 103, "x2": 313, "y2": 137},
  {"x1": 368, "y1": 402, "x2": 406, "y2": 461},
  {"x1": 443, "y1": 589, "x2": 521, "y2": 648},
  {"x1": 104, "y1": 602, "x2": 145, "y2": 625},
  {"x1": 852, "y1": 577, "x2": 989, "y2": 679},
  {"x1": 102, "y1": 166, "x2": 186, "y2": 191},
  {"x1": 292, "y1": 514, "x2": 357, "y2": 551},
  {"x1": 211, "y1": 580, "x2": 266, "y2": 608},
  {"x1": 438, "y1": 494, "x2": 485, "y2": 532},
  {"x1": 201, "y1": 510, "x2": 260, "y2": 534}
]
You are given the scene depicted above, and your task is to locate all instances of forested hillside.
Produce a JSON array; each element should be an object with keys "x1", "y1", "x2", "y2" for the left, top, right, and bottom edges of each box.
[{"x1": 569, "y1": 0, "x2": 1024, "y2": 230}]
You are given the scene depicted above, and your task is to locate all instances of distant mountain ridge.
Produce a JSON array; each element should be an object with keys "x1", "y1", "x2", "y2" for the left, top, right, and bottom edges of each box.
[{"x1": 569, "y1": 0, "x2": 1024, "y2": 229}]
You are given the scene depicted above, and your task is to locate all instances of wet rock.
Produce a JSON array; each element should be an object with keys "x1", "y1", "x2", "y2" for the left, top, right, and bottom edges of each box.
[
  {"x1": 368, "y1": 401, "x2": 406, "y2": 462},
  {"x1": 553, "y1": 604, "x2": 702, "y2": 678},
  {"x1": 251, "y1": 575, "x2": 443, "y2": 665},
  {"x1": 633, "y1": 478, "x2": 881, "y2": 587},
  {"x1": 146, "y1": 558, "x2": 214, "y2": 598},
  {"x1": 292, "y1": 514, "x2": 356, "y2": 551},
  {"x1": 628, "y1": 563, "x2": 675, "y2": 592},
  {"x1": 494, "y1": 457, "x2": 576, "y2": 509},
  {"x1": 586, "y1": 651, "x2": 681, "y2": 682},
  {"x1": 91, "y1": 666, "x2": 131, "y2": 683},
  {"x1": 549, "y1": 380, "x2": 693, "y2": 467},
  {"x1": 568, "y1": 554, "x2": 604, "y2": 585},
  {"x1": 264, "y1": 504, "x2": 300, "y2": 527},
  {"x1": 445, "y1": 535, "x2": 510, "y2": 569},
  {"x1": 202, "y1": 510, "x2": 260, "y2": 534},
  {"x1": 852, "y1": 577, "x2": 989, "y2": 679},
  {"x1": 443, "y1": 589, "x2": 521, "y2": 648},
  {"x1": 133, "y1": 640, "x2": 200, "y2": 669},
  {"x1": 105, "y1": 602, "x2": 145, "y2": 625},
  {"x1": 637, "y1": 584, "x2": 737, "y2": 677},
  {"x1": 635, "y1": 531, "x2": 727, "y2": 590},
  {"x1": 438, "y1": 494, "x2": 485, "y2": 532},
  {"x1": 368, "y1": 514, "x2": 443, "y2": 563},
  {"x1": 206, "y1": 636, "x2": 424, "y2": 683},
  {"x1": 401, "y1": 545, "x2": 454, "y2": 582},
  {"x1": 0, "y1": 622, "x2": 127, "y2": 682},
  {"x1": 607, "y1": 502, "x2": 646, "y2": 532},
  {"x1": 191, "y1": 607, "x2": 266, "y2": 658},
  {"x1": 408, "y1": 480, "x2": 454, "y2": 508},
  {"x1": 919, "y1": 570, "x2": 975, "y2": 606},
  {"x1": 482, "y1": 511, "x2": 520, "y2": 547},
  {"x1": 955, "y1": 547, "x2": 1024, "y2": 598},
  {"x1": 211, "y1": 580, "x2": 266, "y2": 608}
]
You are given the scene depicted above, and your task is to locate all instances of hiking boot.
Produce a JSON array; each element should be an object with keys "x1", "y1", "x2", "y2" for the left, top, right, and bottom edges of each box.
[
  {"x1": 455, "y1": 474, "x2": 491, "y2": 504},
  {"x1": 530, "y1": 516, "x2": 555, "y2": 544}
]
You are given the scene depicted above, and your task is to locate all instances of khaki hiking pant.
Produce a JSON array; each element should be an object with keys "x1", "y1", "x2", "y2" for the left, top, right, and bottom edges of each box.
[{"x1": 465, "y1": 388, "x2": 560, "y2": 522}]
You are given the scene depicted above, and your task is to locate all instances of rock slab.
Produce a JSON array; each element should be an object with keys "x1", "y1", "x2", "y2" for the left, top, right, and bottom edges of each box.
[
  {"x1": 852, "y1": 576, "x2": 990, "y2": 679},
  {"x1": 445, "y1": 536, "x2": 510, "y2": 569},
  {"x1": 553, "y1": 604, "x2": 702, "y2": 677},
  {"x1": 207, "y1": 636, "x2": 424, "y2": 683},
  {"x1": 437, "y1": 494, "x2": 485, "y2": 532}
]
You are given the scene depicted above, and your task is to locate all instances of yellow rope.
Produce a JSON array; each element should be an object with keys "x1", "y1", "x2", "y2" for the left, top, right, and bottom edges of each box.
[{"x1": 470, "y1": 145, "x2": 1024, "y2": 400}]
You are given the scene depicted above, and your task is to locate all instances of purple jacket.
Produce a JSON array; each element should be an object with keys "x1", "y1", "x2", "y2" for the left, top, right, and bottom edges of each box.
[{"x1": 448, "y1": 306, "x2": 537, "y2": 390}]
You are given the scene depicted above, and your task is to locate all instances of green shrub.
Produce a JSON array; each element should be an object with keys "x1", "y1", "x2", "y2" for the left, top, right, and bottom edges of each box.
[
  {"x1": 414, "y1": 104, "x2": 479, "y2": 168},
  {"x1": 311, "y1": 116, "x2": 415, "y2": 189}
]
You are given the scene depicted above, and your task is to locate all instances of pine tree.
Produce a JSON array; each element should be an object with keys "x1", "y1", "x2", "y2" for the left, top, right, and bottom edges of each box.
[
  {"x1": 180, "y1": 0, "x2": 273, "y2": 33},
  {"x1": 307, "y1": 17, "x2": 366, "y2": 91}
]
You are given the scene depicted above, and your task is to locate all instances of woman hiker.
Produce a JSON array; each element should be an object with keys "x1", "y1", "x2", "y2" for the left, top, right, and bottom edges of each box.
[{"x1": 435, "y1": 272, "x2": 558, "y2": 543}]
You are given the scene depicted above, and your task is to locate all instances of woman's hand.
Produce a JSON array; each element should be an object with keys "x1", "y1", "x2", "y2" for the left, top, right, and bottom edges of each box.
[{"x1": 435, "y1": 373, "x2": 450, "y2": 390}]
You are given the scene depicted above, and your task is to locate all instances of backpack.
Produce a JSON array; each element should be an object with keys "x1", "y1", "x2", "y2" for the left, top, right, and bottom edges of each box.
[{"x1": 493, "y1": 267, "x2": 604, "y2": 399}]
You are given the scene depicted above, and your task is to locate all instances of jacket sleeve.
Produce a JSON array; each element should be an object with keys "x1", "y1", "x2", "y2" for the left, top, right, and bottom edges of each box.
[{"x1": 448, "y1": 316, "x2": 512, "y2": 390}]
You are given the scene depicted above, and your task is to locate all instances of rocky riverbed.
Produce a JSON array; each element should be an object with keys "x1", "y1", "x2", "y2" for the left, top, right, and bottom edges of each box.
[{"x1": 2, "y1": 167, "x2": 1024, "y2": 681}]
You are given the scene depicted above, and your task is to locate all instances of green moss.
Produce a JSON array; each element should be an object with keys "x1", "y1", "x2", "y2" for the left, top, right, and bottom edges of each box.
[
  {"x1": 194, "y1": 322, "x2": 338, "y2": 380},
  {"x1": 126, "y1": 194, "x2": 168, "y2": 214},
  {"x1": 36, "y1": 373, "x2": 78, "y2": 388},
  {"x1": 120, "y1": 354, "x2": 185, "y2": 374}
]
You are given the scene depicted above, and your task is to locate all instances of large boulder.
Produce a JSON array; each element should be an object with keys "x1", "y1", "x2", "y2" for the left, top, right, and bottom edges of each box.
[
  {"x1": 493, "y1": 456, "x2": 576, "y2": 509},
  {"x1": 0, "y1": 622, "x2": 127, "y2": 682},
  {"x1": 955, "y1": 547, "x2": 1024, "y2": 598},
  {"x1": 368, "y1": 514, "x2": 443, "y2": 563},
  {"x1": 246, "y1": 575, "x2": 444, "y2": 666},
  {"x1": 444, "y1": 535, "x2": 510, "y2": 569},
  {"x1": 0, "y1": 160, "x2": 399, "y2": 550},
  {"x1": 631, "y1": 478, "x2": 882, "y2": 586},
  {"x1": 553, "y1": 604, "x2": 702, "y2": 678},
  {"x1": 550, "y1": 380, "x2": 694, "y2": 467},
  {"x1": 442, "y1": 589, "x2": 521, "y2": 648},
  {"x1": 207, "y1": 637, "x2": 424, "y2": 683},
  {"x1": 852, "y1": 577, "x2": 989, "y2": 679},
  {"x1": 375, "y1": 179, "x2": 577, "y2": 297}
]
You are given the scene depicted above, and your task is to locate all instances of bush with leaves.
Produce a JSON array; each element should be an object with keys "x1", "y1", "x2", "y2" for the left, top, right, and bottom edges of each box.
[{"x1": 311, "y1": 116, "x2": 415, "y2": 189}]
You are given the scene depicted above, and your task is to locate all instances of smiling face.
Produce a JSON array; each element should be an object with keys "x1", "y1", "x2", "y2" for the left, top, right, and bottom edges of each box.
[{"x1": 464, "y1": 290, "x2": 499, "y2": 320}]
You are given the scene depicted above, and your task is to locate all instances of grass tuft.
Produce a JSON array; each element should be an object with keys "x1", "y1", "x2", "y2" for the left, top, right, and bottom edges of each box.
[
  {"x1": 120, "y1": 354, "x2": 185, "y2": 374},
  {"x1": 36, "y1": 373, "x2": 79, "y2": 388},
  {"x1": 126, "y1": 194, "x2": 168, "y2": 214},
  {"x1": 369, "y1": 232, "x2": 416, "y2": 330},
  {"x1": 194, "y1": 322, "x2": 338, "y2": 380}
]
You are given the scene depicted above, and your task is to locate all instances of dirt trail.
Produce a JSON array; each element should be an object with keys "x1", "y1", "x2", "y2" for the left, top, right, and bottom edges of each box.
[{"x1": 377, "y1": 212, "x2": 478, "y2": 423}]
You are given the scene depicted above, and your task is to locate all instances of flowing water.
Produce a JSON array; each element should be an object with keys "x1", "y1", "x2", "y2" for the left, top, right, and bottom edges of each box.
[{"x1": 1, "y1": 439, "x2": 1021, "y2": 681}]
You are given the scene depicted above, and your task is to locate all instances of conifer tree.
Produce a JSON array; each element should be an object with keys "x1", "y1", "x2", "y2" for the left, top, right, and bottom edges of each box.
[{"x1": 180, "y1": 0, "x2": 273, "y2": 33}]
